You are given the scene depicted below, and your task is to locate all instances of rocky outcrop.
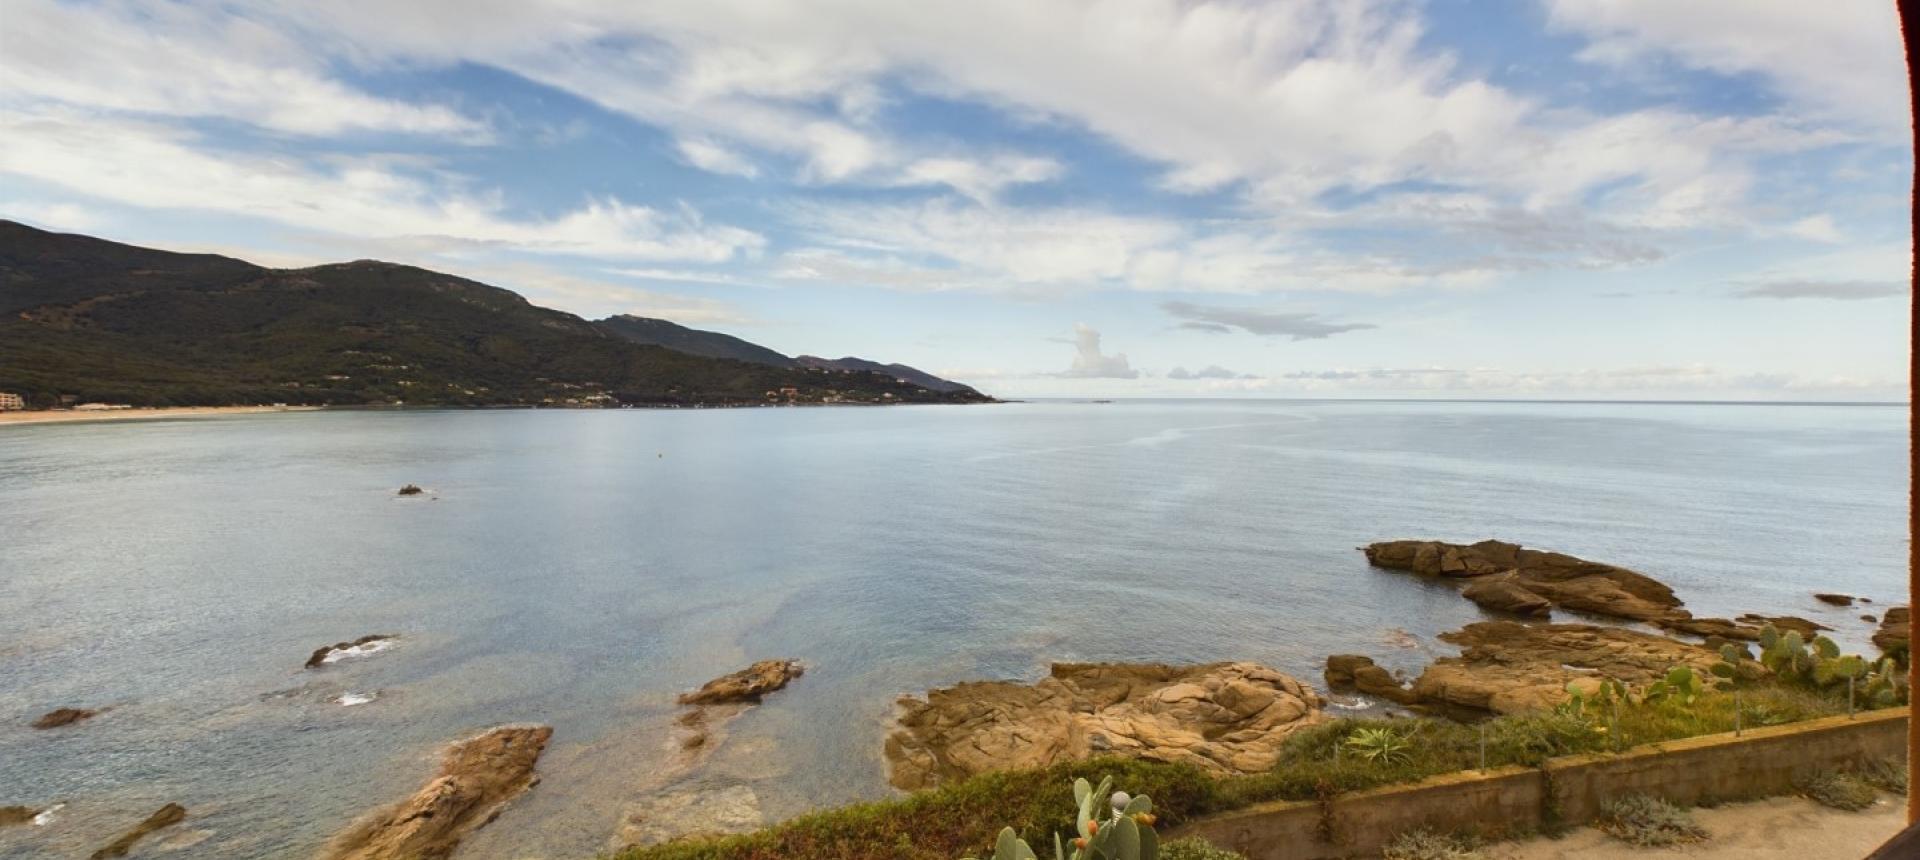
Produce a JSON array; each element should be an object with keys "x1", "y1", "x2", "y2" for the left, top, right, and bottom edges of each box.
[
  {"x1": 1874, "y1": 607, "x2": 1909, "y2": 659},
  {"x1": 322, "y1": 726, "x2": 551, "y2": 860},
  {"x1": 1410, "y1": 622, "x2": 1723, "y2": 715},
  {"x1": 1736, "y1": 614, "x2": 1830, "y2": 637},
  {"x1": 31, "y1": 707, "x2": 98, "y2": 729},
  {"x1": 679, "y1": 660, "x2": 805, "y2": 706},
  {"x1": 397, "y1": 484, "x2": 424, "y2": 496},
  {"x1": 1459, "y1": 574, "x2": 1553, "y2": 617},
  {"x1": 1815, "y1": 593, "x2": 1855, "y2": 606},
  {"x1": 1323, "y1": 655, "x2": 1416, "y2": 704},
  {"x1": 885, "y1": 662, "x2": 1327, "y2": 790},
  {"x1": 306, "y1": 635, "x2": 396, "y2": 669},
  {"x1": 90, "y1": 803, "x2": 186, "y2": 859},
  {"x1": 1364, "y1": 540, "x2": 1682, "y2": 623},
  {"x1": 0, "y1": 806, "x2": 36, "y2": 826}
]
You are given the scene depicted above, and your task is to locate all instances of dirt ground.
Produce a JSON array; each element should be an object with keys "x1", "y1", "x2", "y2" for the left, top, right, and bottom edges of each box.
[{"x1": 1492, "y1": 794, "x2": 1904, "y2": 859}]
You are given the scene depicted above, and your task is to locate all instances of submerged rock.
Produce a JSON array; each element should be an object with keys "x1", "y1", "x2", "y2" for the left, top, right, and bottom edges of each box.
[
  {"x1": 613, "y1": 784, "x2": 763, "y2": 848},
  {"x1": 678, "y1": 660, "x2": 805, "y2": 705},
  {"x1": 90, "y1": 803, "x2": 186, "y2": 859},
  {"x1": 885, "y1": 661, "x2": 1327, "y2": 790},
  {"x1": 31, "y1": 707, "x2": 98, "y2": 729},
  {"x1": 322, "y1": 726, "x2": 551, "y2": 860},
  {"x1": 1410, "y1": 622, "x2": 1723, "y2": 715},
  {"x1": 1363, "y1": 540, "x2": 1682, "y2": 623},
  {"x1": 305, "y1": 634, "x2": 397, "y2": 669}
]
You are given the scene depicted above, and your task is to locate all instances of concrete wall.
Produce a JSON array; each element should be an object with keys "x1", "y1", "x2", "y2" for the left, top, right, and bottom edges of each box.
[{"x1": 1173, "y1": 708, "x2": 1907, "y2": 860}]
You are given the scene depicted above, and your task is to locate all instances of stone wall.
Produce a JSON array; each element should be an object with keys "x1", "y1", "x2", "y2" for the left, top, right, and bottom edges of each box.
[{"x1": 1172, "y1": 708, "x2": 1907, "y2": 860}]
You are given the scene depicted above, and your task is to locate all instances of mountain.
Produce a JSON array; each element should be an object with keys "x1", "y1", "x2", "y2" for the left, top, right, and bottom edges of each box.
[
  {"x1": 794, "y1": 356, "x2": 974, "y2": 394},
  {"x1": 595, "y1": 315, "x2": 798, "y2": 368},
  {"x1": 0, "y1": 221, "x2": 993, "y2": 408},
  {"x1": 594, "y1": 317, "x2": 980, "y2": 395}
]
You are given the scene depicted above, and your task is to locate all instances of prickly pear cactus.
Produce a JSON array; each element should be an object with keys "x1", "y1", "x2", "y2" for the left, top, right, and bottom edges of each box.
[{"x1": 964, "y1": 777, "x2": 1160, "y2": 860}]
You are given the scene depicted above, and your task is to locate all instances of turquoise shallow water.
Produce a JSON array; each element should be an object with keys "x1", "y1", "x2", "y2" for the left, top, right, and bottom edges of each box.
[{"x1": 0, "y1": 400, "x2": 1906, "y2": 857}]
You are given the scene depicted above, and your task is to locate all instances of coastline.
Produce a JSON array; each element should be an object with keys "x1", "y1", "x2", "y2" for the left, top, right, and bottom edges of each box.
[{"x1": 0, "y1": 405, "x2": 324, "y2": 426}]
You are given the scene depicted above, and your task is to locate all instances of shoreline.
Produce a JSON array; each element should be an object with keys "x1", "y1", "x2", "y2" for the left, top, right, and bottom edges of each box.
[{"x1": 0, "y1": 405, "x2": 325, "y2": 426}]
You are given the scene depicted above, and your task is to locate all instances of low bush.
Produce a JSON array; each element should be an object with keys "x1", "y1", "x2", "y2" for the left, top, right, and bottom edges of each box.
[
  {"x1": 1860, "y1": 757, "x2": 1909, "y2": 795},
  {"x1": 1595, "y1": 795, "x2": 1708, "y2": 847},
  {"x1": 1156, "y1": 838, "x2": 1247, "y2": 860},
  {"x1": 1801, "y1": 771, "x2": 1880, "y2": 811},
  {"x1": 1379, "y1": 829, "x2": 1486, "y2": 860}
]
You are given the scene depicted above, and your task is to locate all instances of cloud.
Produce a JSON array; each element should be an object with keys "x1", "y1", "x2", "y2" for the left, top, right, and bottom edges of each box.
[
  {"x1": 0, "y1": 110, "x2": 765, "y2": 264},
  {"x1": 1544, "y1": 0, "x2": 1906, "y2": 135},
  {"x1": 0, "y1": 0, "x2": 484, "y2": 138},
  {"x1": 1161, "y1": 301, "x2": 1376, "y2": 340},
  {"x1": 470, "y1": 264, "x2": 756, "y2": 324},
  {"x1": 1058, "y1": 324, "x2": 1138, "y2": 379},
  {"x1": 1271, "y1": 364, "x2": 1902, "y2": 398},
  {"x1": 676, "y1": 137, "x2": 760, "y2": 178},
  {"x1": 1167, "y1": 365, "x2": 1256, "y2": 380},
  {"x1": 1783, "y1": 214, "x2": 1843, "y2": 244},
  {"x1": 1731, "y1": 280, "x2": 1905, "y2": 301}
]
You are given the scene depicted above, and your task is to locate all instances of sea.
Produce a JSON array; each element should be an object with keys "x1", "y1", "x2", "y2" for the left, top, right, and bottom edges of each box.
[{"x1": 0, "y1": 400, "x2": 1906, "y2": 858}]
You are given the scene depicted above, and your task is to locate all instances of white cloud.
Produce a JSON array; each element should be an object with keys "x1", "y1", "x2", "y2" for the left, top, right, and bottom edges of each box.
[
  {"x1": 0, "y1": 0, "x2": 484, "y2": 138},
  {"x1": 1544, "y1": 0, "x2": 1907, "y2": 135},
  {"x1": 676, "y1": 138, "x2": 760, "y2": 178},
  {"x1": 1784, "y1": 214, "x2": 1843, "y2": 244},
  {"x1": 469, "y1": 264, "x2": 756, "y2": 324},
  {"x1": 0, "y1": 110, "x2": 764, "y2": 263},
  {"x1": 1059, "y1": 324, "x2": 1139, "y2": 379},
  {"x1": 1167, "y1": 365, "x2": 1256, "y2": 380}
]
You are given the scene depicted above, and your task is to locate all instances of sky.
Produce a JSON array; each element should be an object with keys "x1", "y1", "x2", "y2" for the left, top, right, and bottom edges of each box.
[{"x1": 0, "y1": 0, "x2": 1911, "y2": 400}]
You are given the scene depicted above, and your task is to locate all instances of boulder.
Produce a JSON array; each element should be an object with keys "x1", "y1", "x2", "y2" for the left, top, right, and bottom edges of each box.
[
  {"x1": 322, "y1": 726, "x2": 551, "y2": 860},
  {"x1": 885, "y1": 662, "x2": 1327, "y2": 790},
  {"x1": 1362, "y1": 540, "x2": 1682, "y2": 624},
  {"x1": 1460, "y1": 575, "x2": 1553, "y2": 618},
  {"x1": 90, "y1": 804, "x2": 185, "y2": 859},
  {"x1": 1410, "y1": 622, "x2": 1719, "y2": 715},
  {"x1": 1324, "y1": 654, "x2": 1374, "y2": 687},
  {"x1": 306, "y1": 635, "x2": 397, "y2": 669},
  {"x1": 1351, "y1": 664, "x2": 1418, "y2": 705},
  {"x1": 678, "y1": 660, "x2": 805, "y2": 705},
  {"x1": 1862, "y1": 614, "x2": 1878, "y2": 624},
  {"x1": 1873, "y1": 607, "x2": 1909, "y2": 660},
  {"x1": 1815, "y1": 593, "x2": 1855, "y2": 607},
  {"x1": 31, "y1": 707, "x2": 97, "y2": 729}
]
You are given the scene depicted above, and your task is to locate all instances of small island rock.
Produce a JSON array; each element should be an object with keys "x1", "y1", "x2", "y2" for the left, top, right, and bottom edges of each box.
[
  {"x1": 31, "y1": 707, "x2": 98, "y2": 729},
  {"x1": 678, "y1": 660, "x2": 805, "y2": 705},
  {"x1": 306, "y1": 635, "x2": 396, "y2": 669},
  {"x1": 1815, "y1": 593, "x2": 1856, "y2": 606},
  {"x1": 322, "y1": 726, "x2": 551, "y2": 860},
  {"x1": 885, "y1": 661, "x2": 1326, "y2": 790},
  {"x1": 397, "y1": 484, "x2": 424, "y2": 496}
]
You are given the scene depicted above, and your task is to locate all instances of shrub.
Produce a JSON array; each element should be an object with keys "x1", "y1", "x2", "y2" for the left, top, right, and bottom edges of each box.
[
  {"x1": 1801, "y1": 771, "x2": 1879, "y2": 811},
  {"x1": 1157, "y1": 838, "x2": 1246, "y2": 860},
  {"x1": 1380, "y1": 829, "x2": 1486, "y2": 860},
  {"x1": 1861, "y1": 758, "x2": 1909, "y2": 795},
  {"x1": 1343, "y1": 726, "x2": 1413, "y2": 766},
  {"x1": 1595, "y1": 795, "x2": 1708, "y2": 847}
]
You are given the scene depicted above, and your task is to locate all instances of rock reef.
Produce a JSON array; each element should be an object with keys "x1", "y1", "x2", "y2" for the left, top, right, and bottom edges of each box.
[
  {"x1": 1409, "y1": 622, "x2": 1724, "y2": 715},
  {"x1": 90, "y1": 803, "x2": 186, "y2": 859},
  {"x1": 677, "y1": 659, "x2": 805, "y2": 706},
  {"x1": 884, "y1": 661, "x2": 1327, "y2": 791},
  {"x1": 306, "y1": 634, "x2": 397, "y2": 669},
  {"x1": 322, "y1": 726, "x2": 550, "y2": 860},
  {"x1": 1323, "y1": 655, "x2": 1417, "y2": 704},
  {"x1": 31, "y1": 707, "x2": 98, "y2": 729}
]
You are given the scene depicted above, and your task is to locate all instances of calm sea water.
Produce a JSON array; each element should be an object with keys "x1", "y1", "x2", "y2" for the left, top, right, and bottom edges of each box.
[{"x1": 0, "y1": 400, "x2": 1907, "y2": 858}]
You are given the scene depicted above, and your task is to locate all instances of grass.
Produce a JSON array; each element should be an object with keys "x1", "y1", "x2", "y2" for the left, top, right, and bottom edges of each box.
[
  {"x1": 610, "y1": 686, "x2": 1858, "y2": 860},
  {"x1": 1595, "y1": 795, "x2": 1709, "y2": 846}
]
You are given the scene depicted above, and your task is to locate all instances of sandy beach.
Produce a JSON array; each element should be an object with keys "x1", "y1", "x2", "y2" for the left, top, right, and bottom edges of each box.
[{"x1": 0, "y1": 405, "x2": 323, "y2": 426}]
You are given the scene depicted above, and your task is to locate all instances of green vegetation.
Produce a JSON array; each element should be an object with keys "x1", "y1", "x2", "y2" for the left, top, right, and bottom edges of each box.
[
  {"x1": 1594, "y1": 795, "x2": 1707, "y2": 847},
  {"x1": 1154, "y1": 839, "x2": 1244, "y2": 860},
  {"x1": 1860, "y1": 757, "x2": 1909, "y2": 796},
  {"x1": 1379, "y1": 830, "x2": 1488, "y2": 860},
  {"x1": 1342, "y1": 726, "x2": 1413, "y2": 766},
  {"x1": 613, "y1": 682, "x2": 1866, "y2": 860},
  {"x1": 964, "y1": 777, "x2": 1162, "y2": 860},
  {"x1": 0, "y1": 221, "x2": 991, "y2": 408},
  {"x1": 1728, "y1": 626, "x2": 1908, "y2": 708},
  {"x1": 1799, "y1": 771, "x2": 1880, "y2": 811}
]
